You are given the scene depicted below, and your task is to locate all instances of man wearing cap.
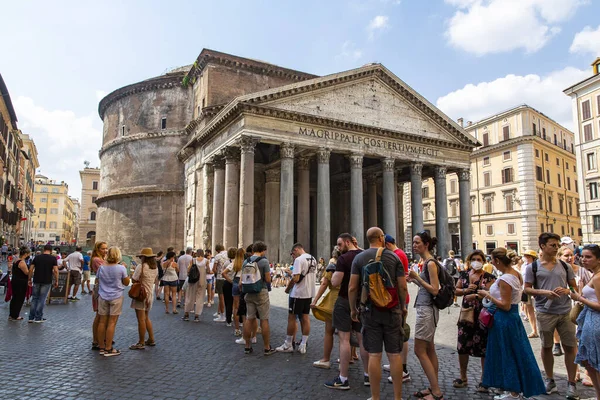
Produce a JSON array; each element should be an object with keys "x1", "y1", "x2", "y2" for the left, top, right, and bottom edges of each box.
[
  {"x1": 383, "y1": 234, "x2": 411, "y2": 384},
  {"x1": 177, "y1": 248, "x2": 193, "y2": 308}
]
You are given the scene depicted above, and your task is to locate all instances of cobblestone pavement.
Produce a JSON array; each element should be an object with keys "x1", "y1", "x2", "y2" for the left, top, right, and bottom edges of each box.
[{"x1": 0, "y1": 271, "x2": 595, "y2": 400}]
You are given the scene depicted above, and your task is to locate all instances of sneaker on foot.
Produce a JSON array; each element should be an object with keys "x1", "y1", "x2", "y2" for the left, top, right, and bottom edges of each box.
[
  {"x1": 364, "y1": 376, "x2": 370, "y2": 386},
  {"x1": 213, "y1": 316, "x2": 226, "y2": 322},
  {"x1": 226, "y1": 322, "x2": 232, "y2": 327},
  {"x1": 553, "y1": 344, "x2": 564, "y2": 356},
  {"x1": 383, "y1": 364, "x2": 390, "y2": 372},
  {"x1": 276, "y1": 342, "x2": 294, "y2": 353},
  {"x1": 403, "y1": 372, "x2": 411, "y2": 382},
  {"x1": 213, "y1": 312, "x2": 219, "y2": 317},
  {"x1": 313, "y1": 360, "x2": 331, "y2": 369},
  {"x1": 566, "y1": 382, "x2": 580, "y2": 400},
  {"x1": 324, "y1": 376, "x2": 350, "y2": 390},
  {"x1": 244, "y1": 347, "x2": 253, "y2": 354},
  {"x1": 251, "y1": 337, "x2": 257, "y2": 344},
  {"x1": 545, "y1": 378, "x2": 558, "y2": 395},
  {"x1": 235, "y1": 338, "x2": 246, "y2": 345},
  {"x1": 493, "y1": 393, "x2": 521, "y2": 400},
  {"x1": 297, "y1": 343, "x2": 307, "y2": 354},
  {"x1": 388, "y1": 376, "x2": 393, "y2": 383},
  {"x1": 264, "y1": 347, "x2": 276, "y2": 356}
]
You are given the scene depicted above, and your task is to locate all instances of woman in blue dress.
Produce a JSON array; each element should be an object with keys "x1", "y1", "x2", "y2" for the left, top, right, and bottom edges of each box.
[
  {"x1": 477, "y1": 248, "x2": 545, "y2": 399},
  {"x1": 569, "y1": 244, "x2": 600, "y2": 400}
]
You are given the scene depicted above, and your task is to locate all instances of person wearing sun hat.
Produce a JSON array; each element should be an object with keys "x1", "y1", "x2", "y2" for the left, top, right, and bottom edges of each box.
[{"x1": 129, "y1": 247, "x2": 159, "y2": 350}]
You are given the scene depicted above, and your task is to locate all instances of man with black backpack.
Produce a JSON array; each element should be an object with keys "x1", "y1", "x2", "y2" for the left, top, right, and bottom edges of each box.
[
  {"x1": 348, "y1": 227, "x2": 407, "y2": 400},
  {"x1": 443, "y1": 250, "x2": 460, "y2": 307}
]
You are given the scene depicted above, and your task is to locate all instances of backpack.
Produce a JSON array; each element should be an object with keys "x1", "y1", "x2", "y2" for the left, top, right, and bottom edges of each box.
[
  {"x1": 360, "y1": 248, "x2": 399, "y2": 310},
  {"x1": 241, "y1": 256, "x2": 265, "y2": 294},
  {"x1": 445, "y1": 258, "x2": 457, "y2": 276},
  {"x1": 297, "y1": 255, "x2": 317, "y2": 283},
  {"x1": 188, "y1": 260, "x2": 200, "y2": 284},
  {"x1": 531, "y1": 260, "x2": 570, "y2": 289},
  {"x1": 425, "y1": 258, "x2": 456, "y2": 310}
]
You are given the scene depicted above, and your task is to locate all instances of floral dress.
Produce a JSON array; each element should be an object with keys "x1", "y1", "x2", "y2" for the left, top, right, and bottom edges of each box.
[{"x1": 457, "y1": 270, "x2": 496, "y2": 357}]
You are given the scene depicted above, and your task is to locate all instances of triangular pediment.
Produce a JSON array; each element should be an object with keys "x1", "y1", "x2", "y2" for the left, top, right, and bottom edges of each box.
[{"x1": 239, "y1": 65, "x2": 479, "y2": 147}]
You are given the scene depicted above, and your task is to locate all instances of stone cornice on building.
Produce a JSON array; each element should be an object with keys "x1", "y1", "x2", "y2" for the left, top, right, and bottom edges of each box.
[
  {"x1": 182, "y1": 104, "x2": 226, "y2": 136},
  {"x1": 184, "y1": 48, "x2": 317, "y2": 83},
  {"x1": 564, "y1": 70, "x2": 600, "y2": 94},
  {"x1": 96, "y1": 186, "x2": 184, "y2": 204},
  {"x1": 178, "y1": 64, "x2": 480, "y2": 162},
  {"x1": 470, "y1": 135, "x2": 576, "y2": 159},
  {"x1": 98, "y1": 73, "x2": 187, "y2": 119},
  {"x1": 99, "y1": 130, "x2": 188, "y2": 157}
]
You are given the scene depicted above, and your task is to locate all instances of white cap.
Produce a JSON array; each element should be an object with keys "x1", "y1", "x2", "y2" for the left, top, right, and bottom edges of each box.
[{"x1": 561, "y1": 236, "x2": 574, "y2": 245}]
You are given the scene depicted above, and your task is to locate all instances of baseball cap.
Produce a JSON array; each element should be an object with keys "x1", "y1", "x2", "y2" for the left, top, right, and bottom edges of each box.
[
  {"x1": 384, "y1": 234, "x2": 395, "y2": 244},
  {"x1": 560, "y1": 237, "x2": 574, "y2": 245}
]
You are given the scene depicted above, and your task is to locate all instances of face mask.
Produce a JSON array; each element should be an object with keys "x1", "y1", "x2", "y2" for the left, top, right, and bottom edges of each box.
[{"x1": 471, "y1": 261, "x2": 483, "y2": 270}]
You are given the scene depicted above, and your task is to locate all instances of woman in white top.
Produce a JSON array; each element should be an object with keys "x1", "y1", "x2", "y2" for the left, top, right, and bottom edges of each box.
[
  {"x1": 129, "y1": 248, "x2": 159, "y2": 350},
  {"x1": 477, "y1": 248, "x2": 545, "y2": 400},
  {"x1": 161, "y1": 251, "x2": 179, "y2": 314},
  {"x1": 183, "y1": 249, "x2": 209, "y2": 322},
  {"x1": 569, "y1": 244, "x2": 600, "y2": 400}
]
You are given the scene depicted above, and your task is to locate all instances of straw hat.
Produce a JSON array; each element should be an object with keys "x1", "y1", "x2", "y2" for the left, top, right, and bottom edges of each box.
[
  {"x1": 523, "y1": 249, "x2": 538, "y2": 259},
  {"x1": 137, "y1": 247, "x2": 156, "y2": 257}
]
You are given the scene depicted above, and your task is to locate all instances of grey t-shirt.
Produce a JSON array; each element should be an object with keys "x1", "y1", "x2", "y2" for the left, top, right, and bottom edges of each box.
[
  {"x1": 524, "y1": 260, "x2": 575, "y2": 315},
  {"x1": 244, "y1": 255, "x2": 270, "y2": 290}
]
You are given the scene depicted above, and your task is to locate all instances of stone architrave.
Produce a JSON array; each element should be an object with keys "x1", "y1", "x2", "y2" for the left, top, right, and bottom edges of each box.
[
  {"x1": 211, "y1": 157, "x2": 225, "y2": 253},
  {"x1": 434, "y1": 166, "x2": 450, "y2": 258},
  {"x1": 279, "y1": 143, "x2": 295, "y2": 262},
  {"x1": 265, "y1": 168, "x2": 281, "y2": 262},
  {"x1": 202, "y1": 162, "x2": 214, "y2": 251},
  {"x1": 458, "y1": 169, "x2": 473, "y2": 258},
  {"x1": 297, "y1": 156, "x2": 311, "y2": 251},
  {"x1": 382, "y1": 158, "x2": 397, "y2": 239},
  {"x1": 410, "y1": 163, "x2": 424, "y2": 237},
  {"x1": 317, "y1": 148, "x2": 331, "y2": 262},
  {"x1": 223, "y1": 147, "x2": 240, "y2": 249},
  {"x1": 349, "y1": 153, "x2": 364, "y2": 248},
  {"x1": 238, "y1": 136, "x2": 258, "y2": 248}
]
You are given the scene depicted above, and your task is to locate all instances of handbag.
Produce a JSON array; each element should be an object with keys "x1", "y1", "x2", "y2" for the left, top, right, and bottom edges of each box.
[
  {"x1": 458, "y1": 307, "x2": 475, "y2": 325},
  {"x1": 570, "y1": 302, "x2": 584, "y2": 325},
  {"x1": 478, "y1": 304, "x2": 496, "y2": 329},
  {"x1": 128, "y1": 264, "x2": 147, "y2": 302}
]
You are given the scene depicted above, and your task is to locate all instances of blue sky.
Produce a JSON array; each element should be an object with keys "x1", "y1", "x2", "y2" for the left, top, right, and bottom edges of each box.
[{"x1": 1, "y1": 0, "x2": 599, "y2": 197}]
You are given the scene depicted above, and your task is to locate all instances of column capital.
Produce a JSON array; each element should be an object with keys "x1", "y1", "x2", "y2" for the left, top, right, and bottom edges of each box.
[
  {"x1": 265, "y1": 168, "x2": 281, "y2": 183},
  {"x1": 410, "y1": 163, "x2": 423, "y2": 176},
  {"x1": 434, "y1": 166, "x2": 447, "y2": 180},
  {"x1": 348, "y1": 153, "x2": 363, "y2": 169},
  {"x1": 382, "y1": 158, "x2": 395, "y2": 173},
  {"x1": 238, "y1": 136, "x2": 259, "y2": 154},
  {"x1": 212, "y1": 156, "x2": 225, "y2": 170},
  {"x1": 222, "y1": 147, "x2": 240, "y2": 163},
  {"x1": 458, "y1": 168, "x2": 471, "y2": 182},
  {"x1": 297, "y1": 156, "x2": 311, "y2": 170},
  {"x1": 280, "y1": 142, "x2": 295, "y2": 159},
  {"x1": 317, "y1": 147, "x2": 331, "y2": 164}
]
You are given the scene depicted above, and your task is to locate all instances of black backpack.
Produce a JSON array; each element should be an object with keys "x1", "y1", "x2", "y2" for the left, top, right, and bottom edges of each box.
[
  {"x1": 425, "y1": 258, "x2": 456, "y2": 310},
  {"x1": 188, "y1": 260, "x2": 200, "y2": 284},
  {"x1": 445, "y1": 258, "x2": 457, "y2": 276}
]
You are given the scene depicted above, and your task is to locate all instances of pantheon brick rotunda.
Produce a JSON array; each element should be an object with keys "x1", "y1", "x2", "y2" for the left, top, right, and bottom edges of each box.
[{"x1": 97, "y1": 49, "x2": 478, "y2": 262}]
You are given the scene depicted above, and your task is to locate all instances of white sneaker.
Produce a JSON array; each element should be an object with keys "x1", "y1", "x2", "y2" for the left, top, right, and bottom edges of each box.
[
  {"x1": 297, "y1": 343, "x2": 307, "y2": 354},
  {"x1": 251, "y1": 336, "x2": 257, "y2": 344},
  {"x1": 313, "y1": 360, "x2": 331, "y2": 369},
  {"x1": 235, "y1": 338, "x2": 246, "y2": 345},
  {"x1": 213, "y1": 312, "x2": 219, "y2": 317},
  {"x1": 383, "y1": 364, "x2": 390, "y2": 372},
  {"x1": 276, "y1": 342, "x2": 294, "y2": 353},
  {"x1": 213, "y1": 316, "x2": 226, "y2": 322}
]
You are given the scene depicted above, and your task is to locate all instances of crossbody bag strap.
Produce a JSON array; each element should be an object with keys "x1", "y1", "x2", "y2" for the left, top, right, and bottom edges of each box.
[{"x1": 375, "y1": 247, "x2": 385, "y2": 262}]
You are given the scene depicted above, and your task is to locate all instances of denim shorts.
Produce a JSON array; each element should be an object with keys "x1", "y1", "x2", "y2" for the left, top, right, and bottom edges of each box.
[
  {"x1": 162, "y1": 280, "x2": 178, "y2": 287},
  {"x1": 232, "y1": 283, "x2": 241, "y2": 296}
]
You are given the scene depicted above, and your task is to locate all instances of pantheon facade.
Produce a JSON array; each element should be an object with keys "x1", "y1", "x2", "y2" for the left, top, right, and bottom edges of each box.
[{"x1": 97, "y1": 49, "x2": 478, "y2": 262}]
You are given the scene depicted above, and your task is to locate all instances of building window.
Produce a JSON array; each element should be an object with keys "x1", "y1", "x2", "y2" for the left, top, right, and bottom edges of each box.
[
  {"x1": 543, "y1": 128, "x2": 547, "y2": 139},
  {"x1": 546, "y1": 169, "x2": 551, "y2": 184},
  {"x1": 541, "y1": 223, "x2": 545, "y2": 233},
  {"x1": 587, "y1": 153, "x2": 596, "y2": 171},
  {"x1": 584, "y1": 124, "x2": 593, "y2": 142},
  {"x1": 484, "y1": 197, "x2": 493, "y2": 214},
  {"x1": 502, "y1": 126, "x2": 510, "y2": 141},
  {"x1": 39, "y1": 208, "x2": 46, "y2": 214},
  {"x1": 554, "y1": 134, "x2": 558, "y2": 145},
  {"x1": 482, "y1": 132, "x2": 489, "y2": 146},
  {"x1": 535, "y1": 149, "x2": 540, "y2": 158},
  {"x1": 51, "y1": 188, "x2": 59, "y2": 193},
  {"x1": 90, "y1": 211, "x2": 96, "y2": 221},
  {"x1": 92, "y1": 196, "x2": 97, "y2": 203},
  {"x1": 51, "y1": 198, "x2": 58, "y2": 203},
  {"x1": 576, "y1": 180, "x2": 578, "y2": 193},
  {"x1": 594, "y1": 216, "x2": 600, "y2": 232},
  {"x1": 121, "y1": 126, "x2": 125, "y2": 136},
  {"x1": 39, "y1": 221, "x2": 46, "y2": 229},
  {"x1": 559, "y1": 198, "x2": 564, "y2": 214},
  {"x1": 548, "y1": 196, "x2": 553, "y2": 212},
  {"x1": 50, "y1": 208, "x2": 58, "y2": 214},
  {"x1": 503, "y1": 151, "x2": 511, "y2": 161},
  {"x1": 486, "y1": 225, "x2": 494, "y2": 236},
  {"x1": 41, "y1": 187, "x2": 48, "y2": 193},
  {"x1": 538, "y1": 194, "x2": 543, "y2": 210},
  {"x1": 92, "y1": 181, "x2": 98, "y2": 190},
  {"x1": 485, "y1": 242, "x2": 496, "y2": 255},
  {"x1": 548, "y1": 224, "x2": 554, "y2": 233},
  {"x1": 507, "y1": 223, "x2": 516, "y2": 235},
  {"x1": 566, "y1": 162, "x2": 569, "y2": 170},
  {"x1": 484, "y1": 172, "x2": 491, "y2": 187},
  {"x1": 572, "y1": 227, "x2": 575, "y2": 236},
  {"x1": 422, "y1": 186, "x2": 429, "y2": 199},
  {"x1": 556, "y1": 158, "x2": 560, "y2": 166},
  {"x1": 569, "y1": 201, "x2": 573, "y2": 216},
  {"x1": 582, "y1": 100, "x2": 591, "y2": 120},
  {"x1": 37, "y1": 233, "x2": 44, "y2": 238},
  {"x1": 545, "y1": 153, "x2": 549, "y2": 162},
  {"x1": 40, "y1": 198, "x2": 47, "y2": 203},
  {"x1": 49, "y1": 222, "x2": 57, "y2": 229},
  {"x1": 533, "y1": 123, "x2": 537, "y2": 135},
  {"x1": 450, "y1": 180, "x2": 457, "y2": 194},
  {"x1": 505, "y1": 193, "x2": 514, "y2": 211},
  {"x1": 483, "y1": 156, "x2": 490, "y2": 166},
  {"x1": 561, "y1": 225, "x2": 565, "y2": 235},
  {"x1": 590, "y1": 182, "x2": 599, "y2": 200},
  {"x1": 502, "y1": 168, "x2": 513, "y2": 184},
  {"x1": 161, "y1": 117, "x2": 167, "y2": 130},
  {"x1": 536, "y1": 166, "x2": 543, "y2": 181},
  {"x1": 557, "y1": 173, "x2": 562, "y2": 187},
  {"x1": 450, "y1": 202, "x2": 458, "y2": 217}
]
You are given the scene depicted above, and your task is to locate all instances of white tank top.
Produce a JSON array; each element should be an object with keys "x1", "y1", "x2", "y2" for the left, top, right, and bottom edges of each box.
[
  {"x1": 489, "y1": 274, "x2": 523, "y2": 304},
  {"x1": 582, "y1": 285, "x2": 598, "y2": 303}
]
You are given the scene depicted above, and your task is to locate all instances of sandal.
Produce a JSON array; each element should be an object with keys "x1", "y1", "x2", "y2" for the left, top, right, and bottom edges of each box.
[
  {"x1": 91, "y1": 343, "x2": 100, "y2": 351},
  {"x1": 99, "y1": 348, "x2": 106, "y2": 355},
  {"x1": 129, "y1": 342, "x2": 145, "y2": 350},
  {"x1": 453, "y1": 378, "x2": 468, "y2": 388},
  {"x1": 103, "y1": 348, "x2": 121, "y2": 357},
  {"x1": 423, "y1": 394, "x2": 444, "y2": 400},
  {"x1": 476, "y1": 383, "x2": 489, "y2": 393},
  {"x1": 414, "y1": 388, "x2": 432, "y2": 398},
  {"x1": 144, "y1": 340, "x2": 156, "y2": 347},
  {"x1": 165, "y1": 310, "x2": 170, "y2": 314},
  {"x1": 527, "y1": 332, "x2": 539, "y2": 338},
  {"x1": 172, "y1": 310, "x2": 179, "y2": 314}
]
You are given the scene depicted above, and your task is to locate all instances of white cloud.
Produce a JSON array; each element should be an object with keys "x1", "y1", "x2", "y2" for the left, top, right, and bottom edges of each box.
[
  {"x1": 436, "y1": 66, "x2": 589, "y2": 130},
  {"x1": 337, "y1": 41, "x2": 363, "y2": 61},
  {"x1": 445, "y1": 0, "x2": 588, "y2": 56},
  {"x1": 14, "y1": 96, "x2": 102, "y2": 198},
  {"x1": 570, "y1": 24, "x2": 600, "y2": 55},
  {"x1": 367, "y1": 15, "x2": 389, "y2": 39}
]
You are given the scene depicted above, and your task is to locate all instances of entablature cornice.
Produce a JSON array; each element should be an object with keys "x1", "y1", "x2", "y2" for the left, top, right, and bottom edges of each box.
[
  {"x1": 471, "y1": 135, "x2": 577, "y2": 159},
  {"x1": 99, "y1": 130, "x2": 188, "y2": 157}
]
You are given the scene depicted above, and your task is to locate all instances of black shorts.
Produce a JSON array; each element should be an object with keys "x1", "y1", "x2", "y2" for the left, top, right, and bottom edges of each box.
[
  {"x1": 288, "y1": 297, "x2": 311, "y2": 315},
  {"x1": 333, "y1": 296, "x2": 362, "y2": 333},
  {"x1": 361, "y1": 309, "x2": 404, "y2": 354}
]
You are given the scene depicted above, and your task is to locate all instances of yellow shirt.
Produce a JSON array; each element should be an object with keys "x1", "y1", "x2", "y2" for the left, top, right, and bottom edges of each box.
[{"x1": 482, "y1": 263, "x2": 494, "y2": 274}]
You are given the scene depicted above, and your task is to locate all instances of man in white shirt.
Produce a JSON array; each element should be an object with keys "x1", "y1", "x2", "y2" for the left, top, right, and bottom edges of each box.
[
  {"x1": 65, "y1": 246, "x2": 84, "y2": 301},
  {"x1": 177, "y1": 248, "x2": 193, "y2": 308},
  {"x1": 276, "y1": 243, "x2": 316, "y2": 354}
]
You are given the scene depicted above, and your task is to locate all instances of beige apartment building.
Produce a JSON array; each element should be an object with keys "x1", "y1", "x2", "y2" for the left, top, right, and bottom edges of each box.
[
  {"x1": 77, "y1": 167, "x2": 99, "y2": 246},
  {"x1": 18, "y1": 133, "x2": 39, "y2": 243},
  {"x1": 32, "y1": 174, "x2": 77, "y2": 244},
  {"x1": 404, "y1": 104, "x2": 582, "y2": 256},
  {"x1": 564, "y1": 58, "x2": 600, "y2": 245}
]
